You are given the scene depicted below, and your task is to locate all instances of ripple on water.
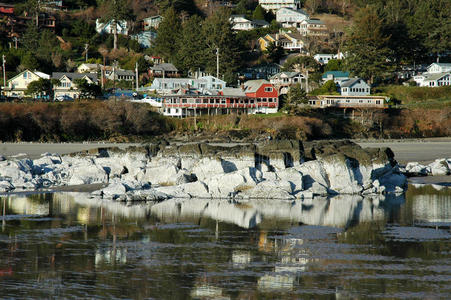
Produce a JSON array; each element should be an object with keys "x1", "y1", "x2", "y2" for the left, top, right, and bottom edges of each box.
[{"x1": 383, "y1": 225, "x2": 451, "y2": 241}]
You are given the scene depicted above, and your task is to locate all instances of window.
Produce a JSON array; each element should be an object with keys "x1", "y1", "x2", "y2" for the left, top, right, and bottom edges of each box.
[{"x1": 264, "y1": 87, "x2": 273, "y2": 92}]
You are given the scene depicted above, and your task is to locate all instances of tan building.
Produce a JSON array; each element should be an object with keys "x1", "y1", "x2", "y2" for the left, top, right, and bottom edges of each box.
[{"x1": 4, "y1": 70, "x2": 50, "y2": 97}]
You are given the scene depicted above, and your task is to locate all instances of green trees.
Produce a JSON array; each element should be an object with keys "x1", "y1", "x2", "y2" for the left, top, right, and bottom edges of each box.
[
  {"x1": 343, "y1": 6, "x2": 393, "y2": 84},
  {"x1": 153, "y1": 7, "x2": 181, "y2": 63},
  {"x1": 176, "y1": 15, "x2": 207, "y2": 75},
  {"x1": 252, "y1": 5, "x2": 266, "y2": 20},
  {"x1": 74, "y1": 78, "x2": 102, "y2": 99},
  {"x1": 265, "y1": 42, "x2": 284, "y2": 63},
  {"x1": 25, "y1": 78, "x2": 52, "y2": 98}
]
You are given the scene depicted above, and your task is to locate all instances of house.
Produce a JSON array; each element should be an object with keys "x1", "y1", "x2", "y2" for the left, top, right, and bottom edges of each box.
[
  {"x1": 309, "y1": 95, "x2": 386, "y2": 109},
  {"x1": 314, "y1": 54, "x2": 334, "y2": 64},
  {"x1": 426, "y1": 63, "x2": 451, "y2": 74},
  {"x1": 150, "y1": 63, "x2": 179, "y2": 78},
  {"x1": 240, "y1": 63, "x2": 281, "y2": 80},
  {"x1": 77, "y1": 63, "x2": 103, "y2": 73},
  {"x1": 322, "y1": 71, "x2": 350, "y2": 84},
  {"x1": 276, "y1": 8, "x2": 309, "y2": 29},
  {"x1": 131, "y1": 31, "x2": 157, "y2": 48},
  {"x1": 96, "y1": 19, "x2": 129, "y2": 35},
  {"x1": 4, "y1": 70, "x2": 50, "y2": 97},
  {"x1": 150, "y1": 76, "x2": 226, "y2": 93},
  {"x1": 142, "y1": 15, "x2": 163, "y2": 31},
  {"x1": 229, "y1": 15, "x2": 268, "y2": 31},
  {"x1": 270, "y1": 71, "x2": 305, "y2": 94},
  {"x1": 300, "y1": 19, "x2": 328, "y2": 37},
  {"x1": 413, "y1": 63, "x2": 451, "y2": 87},
  {"x1": 52, "y1": 72, "x2": 98, "y2": 99},
  {"x1": 259, "y1": 0, "x2": 301, "y2": 13},
  {"x1": 339, "y1": 78, "x2": 370, "y2": 96},
  {"x1": 0, "y1": 3, "x2": 14, "y2": 15},
  {"x1": 106, "y1": 69, "x2": 135, "y2": 81},
  {"x1": 258, "y1": 32, "x2": 304, "y2": 52}
]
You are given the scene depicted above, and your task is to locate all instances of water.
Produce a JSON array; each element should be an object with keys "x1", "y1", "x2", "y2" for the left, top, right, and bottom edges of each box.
[{"x1": 0, "y1": 185, "x2": 450, "y2": 299}]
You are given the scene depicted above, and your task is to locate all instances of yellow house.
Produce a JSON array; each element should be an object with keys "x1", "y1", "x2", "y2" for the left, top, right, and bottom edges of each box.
[
  {"x1": 258, "y1": 32, "x2": 304, "y2": 52},
  {"x1": 4, "y1": 69, "x2": 50, "y2": 98},
  {"x1": 258, "y1": 34, "x2": 277, "y2": 52}
]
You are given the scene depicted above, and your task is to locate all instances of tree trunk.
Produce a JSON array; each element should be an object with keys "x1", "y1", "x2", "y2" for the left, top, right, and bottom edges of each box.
[{"x1": 113, "y1": 20, "x2": 118, "y2": 50}]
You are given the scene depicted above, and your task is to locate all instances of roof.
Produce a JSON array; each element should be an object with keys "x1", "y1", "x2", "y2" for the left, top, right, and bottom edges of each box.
[
  {"x1": 7, "y1": 70, "x2": 50, "y2": 82},
  {"x1": 423, "y1": 72, "x2": 451, "y2": 82},
  {"x1": 151, "y1": 63, "x2": 178, "y2": 72},
  {"x1": 277, "y1": 7, "x2": 309, "y2": 16},
  {"x1": 303, "y1": 19, "x2": 324, "y2": 25},
  {"x1": 115, "y1": 69, "x2": 135, "y2": 76},
  {"x1": 222, "y1": 87, "x2": 246, "y2": 97},
  {"x1": 78, "y1": 63, "x2": 103, "y2": 69},
  {"x1": 322, "y1": 71, "x2": 350, "y2": 79},
  {"x1": 52, "y1": 72, "x2": 98, "y2": 82},
  {"x1": 340, "y1": 78, "x2": 367, "y2": 88},
  {"x1": 271, "y1": 72, "x2": 302, "y2": 79},
  {"x1": 284, "y1": 32, "x2": 303, "y2": 40},
  {"x1": 244, "y1": 79, "x2": 270, "y2": 93},
  {"x1": 154, "y1": 78, "x2": 207, "y2": 84}
]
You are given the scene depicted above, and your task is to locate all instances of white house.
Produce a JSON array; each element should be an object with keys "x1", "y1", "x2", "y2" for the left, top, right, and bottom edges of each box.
[
  {"x1": 106, "y1": 69, "x2": 135, "y2": 81},
  {"x1": 276, "y1": 8, "x2": 309, "y2": 29},
  {"x1": 339, "y1": 78, "x2": 370, "y2": 96},
  {"x1": 413, "y1": 63, "x2": 451, "y2": 87},
  {"x1": 314, "y1": 54, "x2": 334, "y2": 64},
  {"x1": 426, "y1": 63, "x2": 451, "y2": 74},
  {"x1": 52, "y1": 72, "x2": 98, "y2": 99},
  {"x1": 96, "y1": 19, "x2": 129, "y2": 35},
  {"x1": 150, "y1": 76, "x2": 226, "y2": 94},
  {"x1": 77, "y1": 63, "x2": 103, "y2": 73},
  {"x1": 229, "y1": 15, "x2": 268, "y2": 31},
  {"x1": 142, "y1": 15, "x2": 163, "y2": 31},
  {"x1": 270, "y1": 71, "x2": 305, "y2": 94},
  {"x1": 300, "y1": 19, "x2": 328, "y2": 36},
  {"x1": 4, "y1": 70, "x2": 50, "y2": 97},
  {"x1": 259, "y1": 0, "x2": 301, "y2": 12},
  {"x1": 130, "y1": 31, "x2": 157, "y2": 48}
]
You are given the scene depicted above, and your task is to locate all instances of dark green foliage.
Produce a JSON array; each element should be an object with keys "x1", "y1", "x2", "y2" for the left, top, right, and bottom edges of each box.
[
  {"x1": 282, "y1": 55, "x2": 320, "y2": 73},
  {"x1": 153, "y1": 7, "x2": 181, "y2": 63},
  {"x1": 309, "y1": 80, "x2": 339, "y2": 95},
  {"x1": 343, "y1": 6, "x2": 393, "y2": 83},
  {"x1": 176, "y1": 15, "x2": 207, "y2": 74},
  {"x1": 324, "y1": 59, "x2": 344, "y2": 72},
  {"x1": 73, "y1": 78, "x2": 102, "y2": 98},
  {"x1": 265, "y1": 42, "x2": 284, "y2": 63},
  {"x1": 252, "y1": 5, "x2": 265, "y2": 20},
  {"x1": 25, "y1": 78, "x2": 53, "y2": 98}
]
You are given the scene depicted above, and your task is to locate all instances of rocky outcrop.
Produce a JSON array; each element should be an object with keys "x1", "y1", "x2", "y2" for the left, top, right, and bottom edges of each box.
[
  {"x1": 0, "y1": 140, "x2": 408, "y2": 199},
  {"x1": 404, "y1": 158, "x2": 451, "y2": 177}
]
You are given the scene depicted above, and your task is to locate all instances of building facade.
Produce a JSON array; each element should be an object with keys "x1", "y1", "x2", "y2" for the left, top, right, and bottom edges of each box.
[
  {"x1": 339, "y1": 78, "x2": 371, "y2": 96},
  {"x1": 4, "y1": 70, "x2": 50, "y2": 97},
  {"x1": 258, "y1": 0, "x2": 301, "y2": 12},
  {"x1": 52, "y1": 72, "x2": 98, "y2": 99},
  {"x1": 276, "y1": 8, "x2": 309, "y2": 28}
]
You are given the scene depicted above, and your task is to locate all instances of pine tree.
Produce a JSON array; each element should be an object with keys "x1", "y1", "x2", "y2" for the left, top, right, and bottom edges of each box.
[
  {"x1": 343, "y1": 6, "x2": 393, "y2": 84},
  {"x1": 203, "y1": 8, "x2": 239, "y2": 83},
  {"x1": 153, "y1": 7, "x2": 181, "y2": 63},
  {"x1": 176, "y1": 15, "x2": 207, "y2": 75},
  {"x1": 252, "y1": 5, "x2": 265, "y2": 20}
]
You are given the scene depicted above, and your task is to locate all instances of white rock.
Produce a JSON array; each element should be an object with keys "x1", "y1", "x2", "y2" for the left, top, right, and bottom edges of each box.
[
  {"x1": 406, "y1": 162, "x2": 430, "y2": 175},
  {"x1": 67, "y1": 160, "x2": 108, "y2": 185},
  {"x1": 0, "y1": 180, "x2": 14, "y2": 192},
  {"x1": 428, "y1": 159, "x2": 450, "y2": 176},
  {"x1": 143, "y1": 164, "x2": 178, "y2": 185}
]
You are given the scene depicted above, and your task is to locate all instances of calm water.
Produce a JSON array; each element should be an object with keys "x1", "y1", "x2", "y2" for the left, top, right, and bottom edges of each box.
[{"x1": 0, "y1": 185, "x2": 450, "y2": 299}]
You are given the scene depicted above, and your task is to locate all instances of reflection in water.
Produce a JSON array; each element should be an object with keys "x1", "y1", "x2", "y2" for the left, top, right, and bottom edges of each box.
[{"x1": 0, "y1": 186, "x2": 450, "y2": 299}]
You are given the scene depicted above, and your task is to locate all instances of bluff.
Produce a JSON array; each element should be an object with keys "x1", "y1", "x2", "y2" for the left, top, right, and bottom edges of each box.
[{"x1": 0, "y1": 140, "x2": 407, "y2": 200}]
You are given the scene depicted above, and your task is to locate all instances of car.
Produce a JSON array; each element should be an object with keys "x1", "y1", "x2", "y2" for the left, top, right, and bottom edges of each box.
[{"x1": 55, "y1": 95, "x2": 74, "y2": 102}]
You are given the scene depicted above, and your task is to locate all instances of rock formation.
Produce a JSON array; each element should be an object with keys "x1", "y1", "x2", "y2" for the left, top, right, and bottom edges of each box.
[{"x1": 0, "y1": 140, "x2": 410, "y2": 200}]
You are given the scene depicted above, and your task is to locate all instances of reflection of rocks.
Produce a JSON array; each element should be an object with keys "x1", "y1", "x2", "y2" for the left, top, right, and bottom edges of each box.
[
  {"x1": 6, "y1": 196, "x2": 50, "y2": 215},
  {"x1": 0, "y1": 140, "x2": 408, "y2": 199},
  {"x1": 411, "y1": 191, "x2": 451, "y2": 224},
  {"x1": 149, "y1": 194, "x2": 404, "y2": 229}
]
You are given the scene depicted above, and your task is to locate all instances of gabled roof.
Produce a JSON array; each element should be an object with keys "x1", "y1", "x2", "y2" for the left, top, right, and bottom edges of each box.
[
  {"x1": 222, "y1": 87, "x2": 246, "y2": 97},
  {"x1": 322, "y1": 71, "x2": 350, "y2": 79},
  {"x1": 423, "y1": 72, "x2": 451, "y2": 82},
  {"x1": 7, "y1": 69, "x2": 50, "y2": 82},
  {"x1": 52, "y1": 72, "x2": 98, "y2": 82},
  {"x1": 244, "y1": 79, "x2": 270, "y2": 93},
  {"x1": 340, "y1": 78, "x2": 368, "y2": 88},
  {"x1": 151, "y1": 63, "x2": 178, "y2": 72},
  {"x1": 277, "y1": 7, "x2": 309, "y2": 16},
  {"x1": 284, "y1": 32, "x2": 303, "y2": 40}
]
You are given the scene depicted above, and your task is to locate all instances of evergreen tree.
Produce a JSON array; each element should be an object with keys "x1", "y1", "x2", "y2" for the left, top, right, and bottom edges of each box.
[
  {"x1": 176, "y1": 15, "x2": 207, "y2": 75},
  {"x1": 343, "y1": 6, "x2": 393, "y2": 83},
  {"x1": 25, "y1": 78, "x2": 52, "y2": 98},
  {"x1": 252, "y1": 5, "x2": 265, "y2": 20},
  {"x1": 153, "y1": 7, "x2": 181, "y2": 63},
  {"x1": 21, "y1": 22, "x2": 40, "y2": 51},
  {"x1": 265, "y1": 42, "x2": 284, "y2": 63},
  {"x1": 203, "y1": 8, "x2": 239, "y2": 84}
]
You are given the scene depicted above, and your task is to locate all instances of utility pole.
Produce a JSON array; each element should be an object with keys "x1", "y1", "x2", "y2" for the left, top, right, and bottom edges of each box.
[
  {"x1": 113, "y1": 60, "x2": 117, "y2": 102},
  {"x1": 84, "y1": 44, "x2": 89, "y2": 62},
  {"x1": 2, "y1": 55, "x2": 6, "y2": 91},
  {"x1": 306, "y1": 69, "x2": 309, "y2": 93},
  {"x1": 135, "y1": 61, "x2": 139, "y2": 91},
  {"x1": 216, "y1": 48, "x2": 219, "y2": 79}
]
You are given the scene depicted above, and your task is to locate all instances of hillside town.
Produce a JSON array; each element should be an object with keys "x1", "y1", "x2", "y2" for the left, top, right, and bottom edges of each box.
[{"x1": 0, "y1": 0, "x2": 449, "y2": 131}]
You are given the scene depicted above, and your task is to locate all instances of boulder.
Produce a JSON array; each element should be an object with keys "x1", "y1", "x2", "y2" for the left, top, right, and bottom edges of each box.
[
  {"x1": 405, "y1": 162, "x2": 430, "y2": 176},
  {"x1": 428, "y1": 159, "x2": 450, "y2": 176}
]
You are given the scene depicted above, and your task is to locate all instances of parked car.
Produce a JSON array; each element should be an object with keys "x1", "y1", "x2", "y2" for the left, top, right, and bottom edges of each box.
[{"x1": 55, "y1": 95, "x2": 74, "y2": 102}]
